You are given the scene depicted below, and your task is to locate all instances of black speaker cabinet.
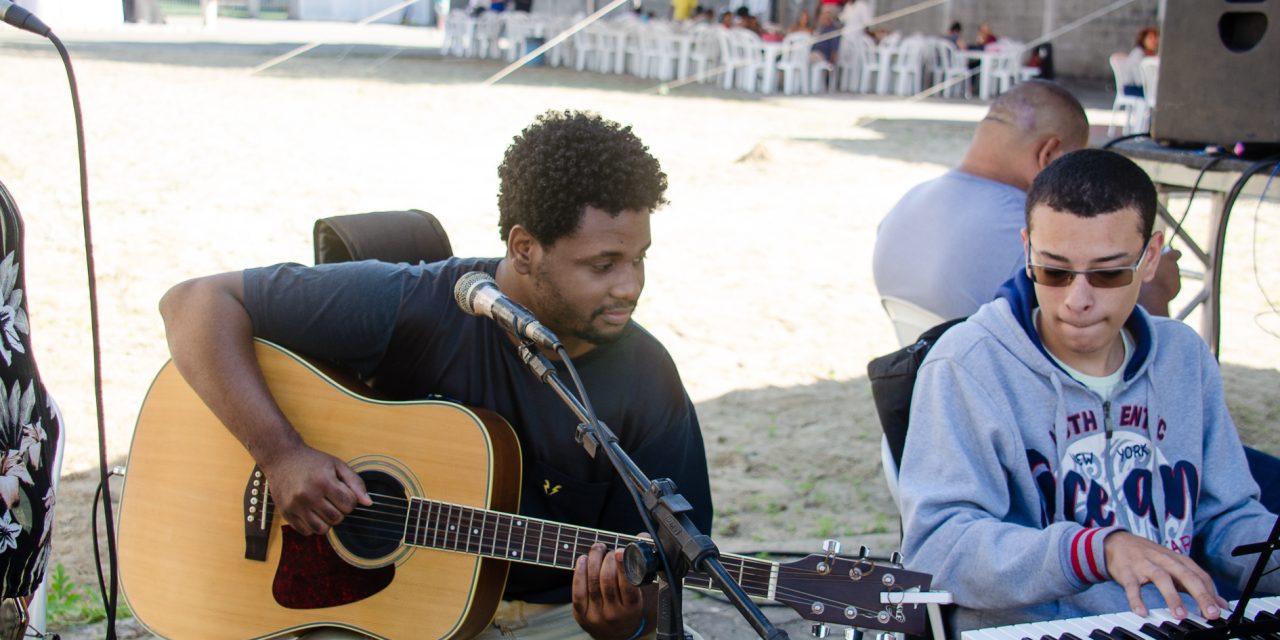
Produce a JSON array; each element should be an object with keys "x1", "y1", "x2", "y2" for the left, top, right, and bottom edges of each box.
[{"x1": 1154, "y1": 0, "x2": 1280, "y2": 147}]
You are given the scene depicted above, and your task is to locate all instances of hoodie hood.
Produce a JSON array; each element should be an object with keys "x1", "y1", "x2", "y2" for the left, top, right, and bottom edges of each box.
[{"x1": 994, "y1": 270, "x2": 1154, "y2": 382}]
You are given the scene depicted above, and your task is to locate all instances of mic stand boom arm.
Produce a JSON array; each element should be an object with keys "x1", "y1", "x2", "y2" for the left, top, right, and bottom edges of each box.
[{"x1": 516, "y1": 343, "x2": 789, "y2": 640}]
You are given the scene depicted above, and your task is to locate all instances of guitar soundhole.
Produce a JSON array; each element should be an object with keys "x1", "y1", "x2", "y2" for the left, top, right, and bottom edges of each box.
[{"x1": 333, "y1": 470, "x2": 408, "y2": 562}]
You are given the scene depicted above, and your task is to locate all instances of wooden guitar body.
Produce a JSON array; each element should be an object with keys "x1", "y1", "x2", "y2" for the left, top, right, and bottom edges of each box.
[{"x1": 117, "y1": 340, "x2": 521, "y2": 639}]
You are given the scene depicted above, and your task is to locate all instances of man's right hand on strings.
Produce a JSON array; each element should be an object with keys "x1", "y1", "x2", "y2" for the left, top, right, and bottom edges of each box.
[{"x1": 263, "y1": 443, "x2": 371, "y2": 536}]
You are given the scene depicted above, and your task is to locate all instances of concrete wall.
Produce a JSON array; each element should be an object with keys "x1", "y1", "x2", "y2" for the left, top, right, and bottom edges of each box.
[{"x1": 874, "y1": 0, "x2": 1159, "y2": 79}]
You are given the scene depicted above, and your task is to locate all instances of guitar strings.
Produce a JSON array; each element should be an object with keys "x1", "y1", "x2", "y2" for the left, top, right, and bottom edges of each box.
[{"x1": 264, "y1": 495, "x2": 894, "y2": 620}]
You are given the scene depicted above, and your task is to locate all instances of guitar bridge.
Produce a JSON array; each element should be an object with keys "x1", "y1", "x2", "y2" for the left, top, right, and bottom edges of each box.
[{"x1": 244, "y1": 465, "x2": 272, "y2": 561}]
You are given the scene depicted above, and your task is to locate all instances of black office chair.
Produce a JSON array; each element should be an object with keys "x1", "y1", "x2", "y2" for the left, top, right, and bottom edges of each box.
[{"x1": 313, "y1": 209, "x2": 453, "y2": 265}]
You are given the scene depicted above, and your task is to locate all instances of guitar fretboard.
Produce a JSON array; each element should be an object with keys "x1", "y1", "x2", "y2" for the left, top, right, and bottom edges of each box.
[{"x1": 403, "y1": 497, "x2": 777, "y2": 599}]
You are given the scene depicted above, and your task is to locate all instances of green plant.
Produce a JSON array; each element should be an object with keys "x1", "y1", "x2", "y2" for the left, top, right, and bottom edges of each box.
[{"x1": 46, "y1": 564, "x2": 132, "y2": 628}]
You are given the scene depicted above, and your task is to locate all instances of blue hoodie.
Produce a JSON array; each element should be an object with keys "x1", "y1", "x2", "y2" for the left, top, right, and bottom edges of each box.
[{"x1": 899, "y1": 271, "x2": 1279, "y2": 632}]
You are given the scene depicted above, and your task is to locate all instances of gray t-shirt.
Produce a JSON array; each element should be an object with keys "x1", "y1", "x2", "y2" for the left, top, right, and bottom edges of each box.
[{"x1": 872, "y1": 170, "x2": 1027, "y2": 320}]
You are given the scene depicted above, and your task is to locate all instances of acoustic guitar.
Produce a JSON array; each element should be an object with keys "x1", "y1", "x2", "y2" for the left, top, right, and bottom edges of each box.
[{"x1": 117, "y1": 340, "x2": 932, "y2": 639}]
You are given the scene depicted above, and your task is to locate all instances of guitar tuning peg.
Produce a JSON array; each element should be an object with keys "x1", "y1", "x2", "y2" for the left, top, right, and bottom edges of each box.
[
  {"x1": 889, "y1": 551, "x2": 903, "y2": 565},
  {"x1": 857, "y1": 545, "x2": 871, "y2": 559},
  {"x1": 843, "y1": 629, "x2": 864, "y2": 640},
  {"x1": 822, "y1": 539, "x2": 842, "y2": 556},
  {"x1": 811, "y1": 623, "x2": 830, "y2": 638}
]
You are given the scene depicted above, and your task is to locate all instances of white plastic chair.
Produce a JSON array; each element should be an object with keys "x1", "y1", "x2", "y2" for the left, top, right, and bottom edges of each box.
[
  {"x1": 854, "y1": 33, "x2": 882, "y2": 93},
  {"x1": 876, "y1": 296, "x2": 954, "y2": 640},
  {"x1": 1140, "y1": 56, "x2": 1159, "y2": 111},
  {"x1": 834, "y1": 33, "x2": 860, "y2": 92},
  {"x1": 987, "y1": 40, "x2": 1031, "y2": 96},
  {"x1": 890, "y1": 34, "x2": 926, "y2": 96},
  {"x1": 881, "y1": 296, "x2": 947, "y2": 351},
  {"x1": 715, "y1": 28, "x2": 739, "y2": 90},
  {"x1": 729, "y1": 28, "x2": 766, "y2": 93},
  {"x1": 1108, "y1": 51, "x2": 1149, "y2": 135},
  {"x1": 933, "y1": 38, "x2": 970, "y2": 98},
  {"x1": 776, "y1": 32, "x2": 813, "y2": 95}
]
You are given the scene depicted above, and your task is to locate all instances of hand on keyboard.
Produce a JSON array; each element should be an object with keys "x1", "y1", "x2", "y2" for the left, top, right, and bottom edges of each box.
[{"x1": 1103, "y1": 531, "x2": 1229, "y2": 620}]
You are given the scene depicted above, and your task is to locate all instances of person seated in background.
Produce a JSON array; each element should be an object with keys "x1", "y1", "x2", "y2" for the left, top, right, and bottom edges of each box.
[
  {"x1": 811, "y1": 7, "x2": 840, "y2": 64},
  {"x1": 787, "y1": 9, "x2": 812, "y2": 34},
  {"x1": 943, "y1": 20, "x2": 964, "y2": 48},
  {"x1": 971, "y1": 21, "x2": 997, "y2": 49},
  {"x1": 1124, "y1": 26, "x2": 1159, "y2": 97},
  {"x1": 899, "y1": 149, "x2": 1280, "y2": 633},
  {"x1": 874, "y1": 80, "x2": 1102, "y2": 321}
]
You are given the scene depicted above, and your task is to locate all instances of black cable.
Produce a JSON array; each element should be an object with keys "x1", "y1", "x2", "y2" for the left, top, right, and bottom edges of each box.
[
  {"x1": 1249, "y1": 163, "x2": 1280, "y2": 339},
  {"x1": 1209, "y1": 154, "x2": 1280, "y2": 357},
  {"x1": 1166, "y1": 155, "x2": 1225, "y2": 253},
  {"x1": 1100, "y1": 132, "x2": 1151, "y2": 149},
  {"x1": 49, "y1": 32, "x2": 119, "y2": 639}
]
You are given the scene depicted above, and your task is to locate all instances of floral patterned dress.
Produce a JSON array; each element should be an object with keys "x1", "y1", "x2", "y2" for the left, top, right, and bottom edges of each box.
[{"x1": 0, "y1": 180, "x2": 62, "y2": 599}]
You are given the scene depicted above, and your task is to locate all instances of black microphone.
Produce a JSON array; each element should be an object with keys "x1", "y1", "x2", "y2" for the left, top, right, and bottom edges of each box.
[
  {"x1": 454, "y1": 271, "x2": 562, "y2": 351},
  {"x1": 0, "y1": 0, "x2": 51, "y2": 37}
]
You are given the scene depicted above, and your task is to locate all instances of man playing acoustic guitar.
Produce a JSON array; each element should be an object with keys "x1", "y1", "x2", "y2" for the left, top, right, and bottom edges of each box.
[{"x1": 159, "y1": 110, "x2": 713, "y2": 639}]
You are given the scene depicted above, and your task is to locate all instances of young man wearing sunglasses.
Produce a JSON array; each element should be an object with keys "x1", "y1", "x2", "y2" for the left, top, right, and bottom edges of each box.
[{"x1": 897, "y1": 149, "x2": 1280, "y2": 632}]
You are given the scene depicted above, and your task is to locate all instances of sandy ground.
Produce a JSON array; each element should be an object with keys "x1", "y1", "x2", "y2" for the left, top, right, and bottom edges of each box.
[{"x1": 0, "y1": 15, "x2": 1277, "y2": 639}]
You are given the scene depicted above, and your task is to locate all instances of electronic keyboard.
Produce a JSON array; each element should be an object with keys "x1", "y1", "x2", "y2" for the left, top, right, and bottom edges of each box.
[{"x1": 962, "y1": 595, "x2": 1280, "y2": 640}]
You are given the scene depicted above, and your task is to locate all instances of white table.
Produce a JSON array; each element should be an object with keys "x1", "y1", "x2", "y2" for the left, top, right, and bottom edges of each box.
[{"x1": 959, "y1": 49, "x2": 996, "y2": 99}]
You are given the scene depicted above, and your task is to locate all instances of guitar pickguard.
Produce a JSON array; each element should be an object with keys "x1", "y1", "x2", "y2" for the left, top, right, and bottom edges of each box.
[{"x1": 273, "y1": 526, "x2": 395, "y2": 610}]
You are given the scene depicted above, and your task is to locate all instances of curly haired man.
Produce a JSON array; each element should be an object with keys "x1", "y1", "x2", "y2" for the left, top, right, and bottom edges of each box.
[{"x1": 160, "y1": 110, "x2": 711, "y2": 639}]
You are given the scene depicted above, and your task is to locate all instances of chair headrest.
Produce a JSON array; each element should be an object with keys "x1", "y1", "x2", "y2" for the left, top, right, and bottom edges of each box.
[{"x1": 313, "y1": 209, "x2": 454, "y2": 266}]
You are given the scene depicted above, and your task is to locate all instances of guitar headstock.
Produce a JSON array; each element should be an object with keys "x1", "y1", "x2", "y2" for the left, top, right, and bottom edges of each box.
[{"x1": 774, "y1": 547, "x2": 933, "y2": 636}]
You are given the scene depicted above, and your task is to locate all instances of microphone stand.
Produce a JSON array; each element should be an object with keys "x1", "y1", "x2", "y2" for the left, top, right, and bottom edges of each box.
[{"x1": 516, "y1": 342, "x2": 788, "y2": 640}]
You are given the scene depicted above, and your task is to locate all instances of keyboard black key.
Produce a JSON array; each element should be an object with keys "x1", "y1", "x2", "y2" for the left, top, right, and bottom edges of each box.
[
  {"x1": 1090, "y1": 630, "x2": 1121, "y2": 640},
  {"x1": 1139, "y1": 622, "x2": 1173, "y2": 640},
  {"x1": 1110, "y1": 627, "x2": 1149, "y2": 640},
  {"x1": 1179, "y1": 619, "x2": 1210, "y2": 631}
]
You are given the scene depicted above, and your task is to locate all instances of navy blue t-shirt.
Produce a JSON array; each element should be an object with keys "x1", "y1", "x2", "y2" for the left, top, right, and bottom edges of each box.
[{"x1": 243, "y1": 256, "x2": 713, "y2": 603}]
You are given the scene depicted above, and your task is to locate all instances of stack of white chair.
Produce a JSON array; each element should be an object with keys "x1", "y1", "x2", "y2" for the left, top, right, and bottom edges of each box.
[
  {"x1": 473, "y1": 11, "x2": 505, "y2": 59},
  {"x1": 442, "y1": 10, "x2": 475, "y2": 57},
  {"x1": 503, "y1": 11, "x2": 531, "y2": 62},
  {"x1": 1108, "y1": 51, "x2": 1149, "y2": 135},
  {"x1": 544, "y1": 16, "x2": 576, "y2": 68},
  {"x1": 572, "y1": 22, "x2": 602, "y2": 71},
  {"x1": 688, "y1": 24, "x2": 721, "y2": 83},
  {"x1": 638, "y1": 22, "x2": 682, "y2": 80},
  {"x1": 596, "y1": 23, "x2": 626, "y2": 74}
]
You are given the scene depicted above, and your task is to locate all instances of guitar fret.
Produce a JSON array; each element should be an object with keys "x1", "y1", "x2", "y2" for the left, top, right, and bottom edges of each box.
[
  {"x1": 469, "y1": 508, "x2": 482, "y2": 556},
  {"x1": 406, "y1": 499, "x2": 421, "y2": 546},
  {"x1": 503, "y1": 513, "x2": 514, "y2": 560}
]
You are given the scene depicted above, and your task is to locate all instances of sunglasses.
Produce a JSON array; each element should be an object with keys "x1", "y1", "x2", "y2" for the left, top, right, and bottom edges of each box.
[{"x1": 1025, "y1": 240, "x2": 1149, "y2": 289}]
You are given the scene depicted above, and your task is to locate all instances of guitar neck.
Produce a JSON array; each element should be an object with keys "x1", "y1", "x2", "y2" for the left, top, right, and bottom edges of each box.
[{"x1": 404, "y1": 497, "x2": 777, "y2": 600}]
